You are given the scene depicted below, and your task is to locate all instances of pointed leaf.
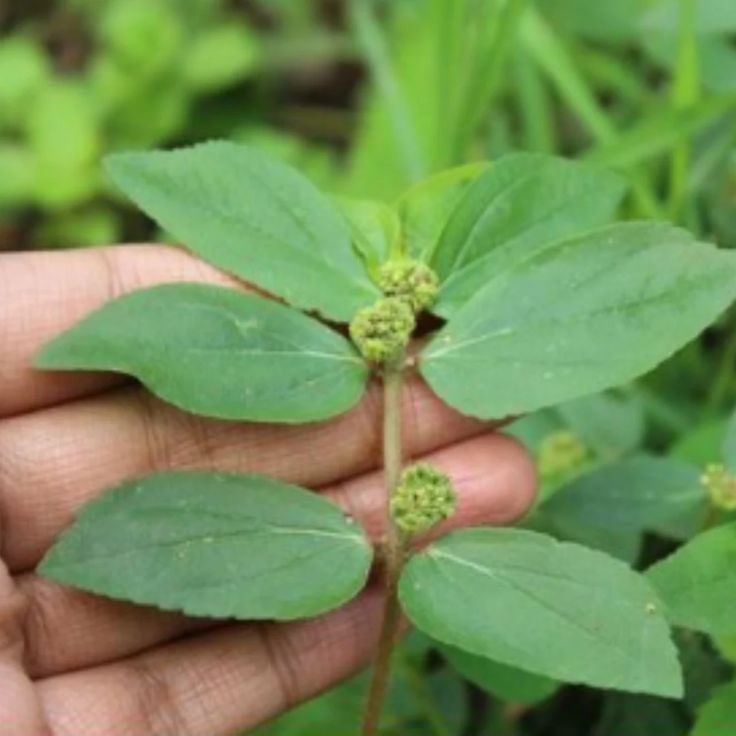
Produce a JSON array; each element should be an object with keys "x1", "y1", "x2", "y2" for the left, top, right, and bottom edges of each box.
[
  {"x1": 399, "y1": 528, "x2": 683, "y2": 697},
  {"x1": 106, "y1": 142, "x2": 380, "y2": 321},
  {"x1": 396, "y1": 162, "x2": 488, "y2": 262},
  {"x1": 432, "y1": 153, "x2": 626, "y2": 316},
  {"x1": 37, "y1": 284, "x2": 369, "y2": 423},
  {"x1": 421, "y1": 223, "x2": 736, "y2": 420},
  {"x1": 335, "y1": 196, "x2": 400, "y2": 275},
  {"x1": 542, "y1": 456, "x2": 708, "y2": 542},
  {"x1": 40, "y1": 472, "x2": 373, "y2": 620},
  {"x1": 438, "y1": 644, "x2": 559, "y2": 704},
  {"x1": 647, "y1": 522, "x2": 736, "y2": 637}
]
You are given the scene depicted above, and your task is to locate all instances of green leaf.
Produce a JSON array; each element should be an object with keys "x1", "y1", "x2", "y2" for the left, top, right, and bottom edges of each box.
[
  {"x1": 0, "y1": 36, "x2": 50, "y2": 127},
  {"x1": 439, "y1": 644, "x2": 559, "y2": 704},
  {"x1": 396, "y1": 162, "x2": 488, "y2": 262},
  {"x1": 647, "y1": 522, "x2": 736, "y2": 637},
  {"x1": 105, "y1": 142, "x2": 380, "y2": 322},
  {"x1": 671, "y1": 419, "x2": 728, "y2": 467},
  {"x1": 691, "y1": 681, "x2": 736, "y2": 736},
  {"x1": 335, "y1": 196, "x2": 400, "y2": 275},
  {"x1": 39, "y1": 471, "x2": 373, "y2": 620},
  {"x1": 542, "y1": 456, "x2": 708, "y2": 542},
  {"x1": 432, "y1": 153, "x2": 626, "y2": 316},
  {"x1": 183, "y1": 24, "x2": 259, "y2": 92},
  {"x1": 722, "y1": 409, "x2": 736, "y2": 472},
  {"x1": 399, "y1": 528, "x2": 682, "y2": 697},
  {"x1": 37, "y1": 283, "x2": 368, "y2": 423},
  {"x1": 556, "y1": 392, "x2": 645, "y2": 461},
  {"x1": 421, "y1": 223, "x2": 736, "y2": 420},
  {"x1": 27, "y1": 82, "x2": 100, "y2": 209}
]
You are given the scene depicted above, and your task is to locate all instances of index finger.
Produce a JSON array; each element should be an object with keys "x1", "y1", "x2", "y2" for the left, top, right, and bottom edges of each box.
[{"x1": 0, "y1": 245, "x2": 236, "y2": 418}]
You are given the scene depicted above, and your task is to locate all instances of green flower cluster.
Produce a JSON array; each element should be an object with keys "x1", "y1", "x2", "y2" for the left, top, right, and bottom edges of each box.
[
  {"x1": 700, "y1": 463, "x2": 736, "y2": 511},
  {"x1": 390, "y1": 463, "x2": 456, "y2": 537},
  {"x1": 538, "y1": 430, "x2": 588, "y2": 479},
  {"x1": 378, "y1": 258, "x2": 439, "y2": 313},
  {"x1": 349, "y1": 258, "x2": 439, "y2": 365},
  {"x1": 349, "y1": 297, "x2": 415, "y2": 364}
]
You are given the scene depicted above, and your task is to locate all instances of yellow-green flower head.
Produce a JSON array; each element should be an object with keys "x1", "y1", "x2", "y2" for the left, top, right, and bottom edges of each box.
[
  {"x1": 538, "y1": 430, "x2": 588, "y2": 479},
  {"x1": 378, "y1": 258, "x2": 440, "y2": 313},
  {"x1": 349, "y1": 297, "x2": 415, "y2": 364},
  {"x1": 701, "y1": 463, "x2": 736, "y2": 511},
  {"x1": 391, "y1": 463, "x2": 456, "y2": 537}
]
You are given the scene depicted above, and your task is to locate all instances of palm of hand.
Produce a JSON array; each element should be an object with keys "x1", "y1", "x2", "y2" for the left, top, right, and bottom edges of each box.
[{"x1": 0, "y1": 245, "x2": 535, "y2": 736}]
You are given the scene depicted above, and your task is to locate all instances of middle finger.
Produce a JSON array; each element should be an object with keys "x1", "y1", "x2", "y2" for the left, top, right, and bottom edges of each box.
[{"x1": 0, "y1": 374, "x2": 483, "y2": 572}]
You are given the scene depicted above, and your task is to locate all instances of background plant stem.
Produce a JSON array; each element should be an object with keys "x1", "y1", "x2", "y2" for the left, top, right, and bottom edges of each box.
[{"x1": 361, "y1": 361, "x2": 407, "y2": 736}]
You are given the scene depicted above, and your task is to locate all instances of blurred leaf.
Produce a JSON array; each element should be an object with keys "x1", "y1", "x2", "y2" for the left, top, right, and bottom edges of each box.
[
  {"x1": 36, "y1": 206, "x2": 120, "y2": 249},
  {"x1": 722, "y1": 409, "x2": 736, "y2": 472},
  {"x1": 431, "y1": 153, "x2": 625, "y2": 316},
  {"x1": 183, "y1": 23, "x2": 260, "y2": 92},
  {"x1": 38, "y1": 284, "x2": 368, "y2": 423},
  {"x1": 27, "y1": 82, "x2": 100, "y2": 209},
  {"x1": 99, "y1": 0, "x2": 183, "y2": 77},
  {"x1": 556, "y1": 392, "x2": 645, "y2": 460},
  {"x1": 542, "y1": 456, "x2": 707, "y2": 544},
  {"x1": 399, "y1": 528, "x2": 682, "y2": 696},
  {"x1": 421, "y1": 223, "x2": 736, "y2": 420},
  {"x1": 648, "y1": 522, "x2": 736, "y2": 637},
  {"x1": 644, "y1": 33, "x2": 736, "y2": 95},
  {"x1": 506, "y1": 410, "x2": 564, "y2": 454},
  {"x1": 0, "y1": 145, "x2": 34, "y2": 207},
  {"x1": 250, "y1": 677, "x2": 365, "y2": 735},
  {"x1": 541, "y1": 0, "x2": 647, "y2": 42},
  {"x1": 671, "y1": 419, "x2": 728, "y2": 467},
  {"x1": 691, "y1": 681, "x2": 736, "y2": 736},
  {"x1": 439, "y1": 643, "x2": 559, "y2": 704},
  {"x1": 586, "y1": 97, "x2": 736, "y2": 169},
  {"x1": 40, "y1": 472, "x2": 373, "y2": 620},
  {"x1": 678, "y1": 631, "x2": 734, "y2": 712},
  {"x1": 0, "y1": 35, "x2": 50, "y2": 128},
  {"x1": 642, "y1": 0, "x2": 736, "y2": 36},
  {"x1": 105, "y1": 142, "x2": 380, "y2": 321}
]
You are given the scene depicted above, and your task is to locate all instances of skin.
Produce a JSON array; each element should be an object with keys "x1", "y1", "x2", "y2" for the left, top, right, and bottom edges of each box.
[{"x1": 0, "y1": 244, "x2": 537, "y2": 736}]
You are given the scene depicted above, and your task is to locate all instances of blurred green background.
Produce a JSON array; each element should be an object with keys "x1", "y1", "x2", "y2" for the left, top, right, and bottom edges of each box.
[
  {"x1": 2, "y1": 0, "x2": 735, "y2": 252},
  {"x1": 3, "y1": 1, "x2": 736, "y2": 735}
]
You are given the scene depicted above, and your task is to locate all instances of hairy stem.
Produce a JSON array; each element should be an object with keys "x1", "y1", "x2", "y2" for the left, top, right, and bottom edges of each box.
[{"x1": 361, "y1": 362, "x2": 406, "y2": 736}]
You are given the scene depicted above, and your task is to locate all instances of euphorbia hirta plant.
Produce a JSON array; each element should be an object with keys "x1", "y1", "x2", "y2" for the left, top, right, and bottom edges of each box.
[{"x1": 36, "y1": 142, "x2": 736, "y2": 734}]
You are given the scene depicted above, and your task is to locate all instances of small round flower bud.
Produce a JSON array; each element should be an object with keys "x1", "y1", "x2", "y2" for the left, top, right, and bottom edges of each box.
[
  {"x1": 538, "y1": 430, "x2": 588, "y2": 479},
  {"x1": 378, "y1": 258, "x2": 440, "y2": 313},
  {"x1": 390, "y1": 463, "x2": 456, "y2": 537},
  {"x1": 701, "y1": 463, "x2": 736, "y2": 511},
  {"x1": 349, "y1": 297, "x2": 415, "y2": 364}
]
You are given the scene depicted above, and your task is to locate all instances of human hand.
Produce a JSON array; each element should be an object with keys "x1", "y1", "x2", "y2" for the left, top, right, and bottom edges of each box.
[{"x1": 0, "y1": 245, "x2": 536, "y2": 736}]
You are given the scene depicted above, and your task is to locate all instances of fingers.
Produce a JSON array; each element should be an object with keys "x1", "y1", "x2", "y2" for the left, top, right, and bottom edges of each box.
[
  {"x1": 0, "y1": 531, "x2": 51, "y2": 735},
  {"x1": 20, "y1": 433, "x2": 535, "y2": 679},
  {"x1": 34, "y1": 435, "x2": 536, "y2": 736},
  {"x1": 38, "y1": 590, "x2": 384, "y2": 736},
  {"x1": 0, "y1": 375, "x2": 484, "y2": 572},
  {"x1": 0, "y1": 245, "x2": 236, "y2": 418}
]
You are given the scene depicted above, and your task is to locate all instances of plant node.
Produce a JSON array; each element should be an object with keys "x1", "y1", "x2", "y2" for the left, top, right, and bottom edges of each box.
[
  {"x1": 538, "y1": 430, "x2": 588, "y2": 478},
  {"x1": 349, "y1": 297, "x2": 415, "y2": 364},
  {"x1": 378, "y1": 258, "x2": 439, "y2": 313},
  {"x1": 701, "y1": 463, "x2": 736, "y2": 510},
  {"x1": 390, "y1": 463, "x2": 456, "y2": 537}
]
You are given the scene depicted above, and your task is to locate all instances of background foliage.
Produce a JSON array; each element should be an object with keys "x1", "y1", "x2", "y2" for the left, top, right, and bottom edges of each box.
[{"x1": 3, "y1": 0, "x2": 736, "y2": 734}]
